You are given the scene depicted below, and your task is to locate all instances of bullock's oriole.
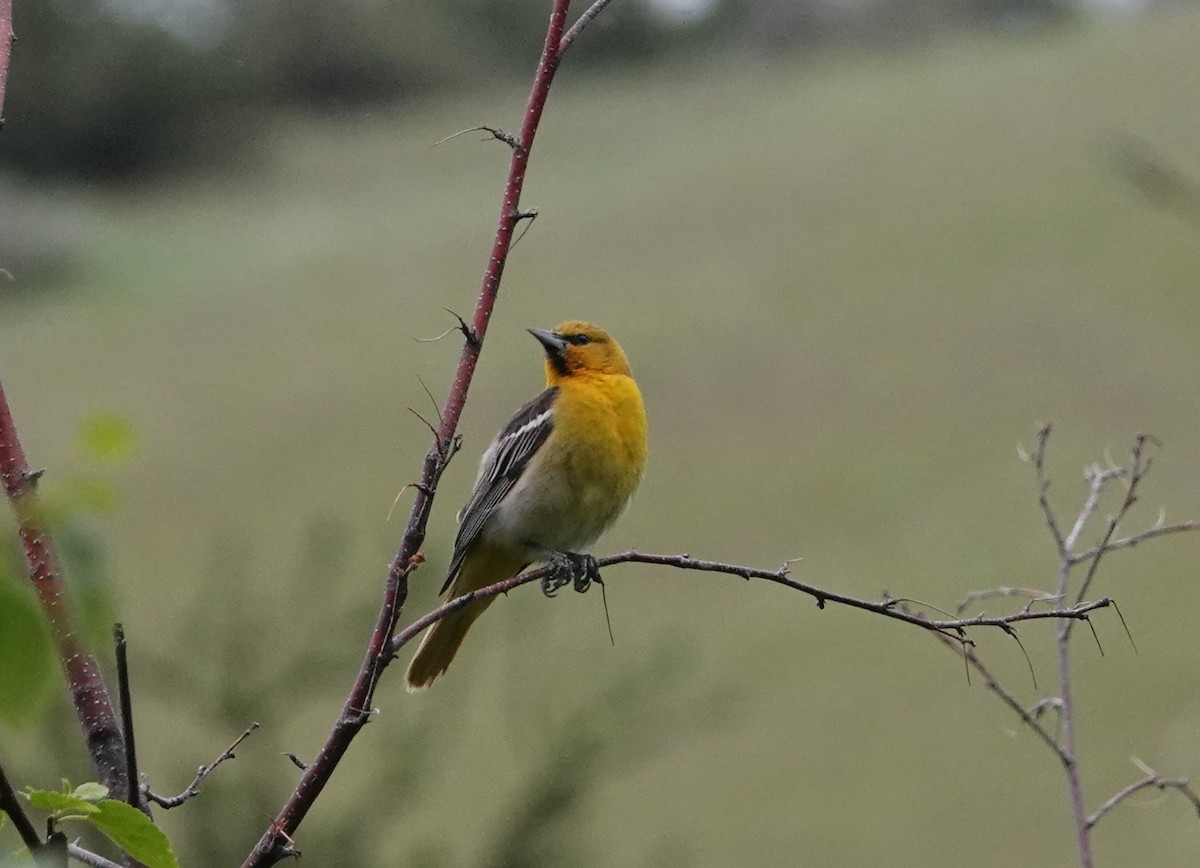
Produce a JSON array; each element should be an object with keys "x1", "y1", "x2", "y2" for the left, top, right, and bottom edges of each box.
[{"x1": 405, "y1": 321, "x2": 647, "y2": 690}]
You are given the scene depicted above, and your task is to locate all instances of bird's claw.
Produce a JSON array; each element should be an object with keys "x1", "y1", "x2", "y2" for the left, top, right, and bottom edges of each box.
[{"x1": 539, "y1": 551, "x2": 601, "y2": 597}]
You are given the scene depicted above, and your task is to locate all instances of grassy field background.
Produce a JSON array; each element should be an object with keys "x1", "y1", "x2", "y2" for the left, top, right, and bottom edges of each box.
[{"x1": 3, "y1": 8, "x2": 1200, "y2": 866}]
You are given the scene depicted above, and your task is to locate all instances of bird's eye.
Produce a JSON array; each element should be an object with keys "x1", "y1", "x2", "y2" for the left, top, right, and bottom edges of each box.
[{"x1": 567, "y1": 333, "x2": 592, "y2": 346}]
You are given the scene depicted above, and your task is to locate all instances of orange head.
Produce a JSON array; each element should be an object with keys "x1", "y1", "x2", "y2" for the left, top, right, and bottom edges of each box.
[{"x1": 528, "y1": 321, "x2": 632, "y2": 382}]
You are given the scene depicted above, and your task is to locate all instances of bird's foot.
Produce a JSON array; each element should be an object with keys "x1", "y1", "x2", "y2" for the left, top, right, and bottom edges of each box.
[{"x1": 538, "y1": 550, "x2": 601, "y2": 597}]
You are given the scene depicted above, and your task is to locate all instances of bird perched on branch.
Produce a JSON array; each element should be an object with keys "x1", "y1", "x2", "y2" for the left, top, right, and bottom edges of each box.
[{"x1": 405, "y1": 321, "x2": 647, "y2": 690}]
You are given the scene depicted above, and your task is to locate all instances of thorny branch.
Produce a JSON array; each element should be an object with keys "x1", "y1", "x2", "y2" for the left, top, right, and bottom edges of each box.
[
  {"x1": 242, "y1": 2, "x2": 608, "y2": 863},
  {"x1": 388, "y1": 551, "x2": 1116, "y2": 658},
  {"x1": 978, "y1": 426, "x2": 1200, "y2": 868}
]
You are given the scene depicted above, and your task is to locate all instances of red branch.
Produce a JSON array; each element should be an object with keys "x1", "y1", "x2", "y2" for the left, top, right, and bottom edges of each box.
[
  {"x1": 0, "y1": 383, "x2": 128, "y2": 797},
  {"x1": 0, "y1": 0, "x2": 11, "y2": 122},
  {"x1": 241, "y1": 2, "x2": 589, "y2": 864}
]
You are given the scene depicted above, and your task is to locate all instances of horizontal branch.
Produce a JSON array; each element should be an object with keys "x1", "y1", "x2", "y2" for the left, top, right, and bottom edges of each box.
[{"x1": 390, "y1": 550, "x2": 1113, "y2": 656}]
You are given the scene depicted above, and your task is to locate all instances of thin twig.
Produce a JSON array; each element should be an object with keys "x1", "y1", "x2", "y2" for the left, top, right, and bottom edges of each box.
[
  {"x1": 144, "y1": 722, "x2": 260, "y2": 809},
  {"x1": 1068, "y1": 519, "x2": 1199, "y2": 564},
  {"x1": 955, "y1": 586, "x2": 1060, "y2": 615},
  {"x1": 1030, "y1": 424, "x2": 1066, "y2": 556},
  {"x1": 560, "y1": 0, "x2": 613, "y2": 53},
  {"x1": 1086, "y1": 771, "x2": 1200, "y2": 829},
  {"x1": 388, "y1": 551, "x2": 1114, "y2": 657},
  {"x1": 67, "y1": 843, "x2": 122, "y2": 868},
  {"x1": 0, "y1": 383, "x2": 128, "y2": 798},
  {"x1": 928, "y1": 633, "x2": 1072, "y2": 767},
  {"x1": 1063, "y1": 463, "x2": 1124, "y2": 554},
  {"x1": 112, "y1": 624, "x2": 144, "y2": 812},
  {"x1": 1071, "y1": 435, "x2": 1153, "y2": 616}
]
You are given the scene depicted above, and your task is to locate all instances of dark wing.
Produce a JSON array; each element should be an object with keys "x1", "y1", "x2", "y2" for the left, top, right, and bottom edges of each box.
[{"x1": 440, "y1": 387, "x2": 558, "y2": 593}]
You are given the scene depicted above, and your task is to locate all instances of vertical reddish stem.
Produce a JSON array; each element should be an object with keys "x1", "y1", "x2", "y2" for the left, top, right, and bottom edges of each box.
[
  {"x1": 241, "y1": 2, "x2": 575, "y2": 864},
  {"x1": 0, "y1": 0, "x2": 12, "y2": 122},
  {"x1": 0, "y1": 383, "x2": 128, "y2": 798}
]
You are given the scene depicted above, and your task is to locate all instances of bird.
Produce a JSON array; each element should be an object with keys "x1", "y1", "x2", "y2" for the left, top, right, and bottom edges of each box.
[{"x1": 405, "y1": 321, "x2": 647, "y2": 690}]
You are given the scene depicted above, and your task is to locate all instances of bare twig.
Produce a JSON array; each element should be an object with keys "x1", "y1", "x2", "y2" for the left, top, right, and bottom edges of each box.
[
  {"x1": 1028, "y1": 430, "x2": 1195, "y2": 868},
  {"x1": 388, "y1": 551, "x2": 1115, "y2": 658},
  {"x1": 144, "y1": 722, "x2": 260, "y2": 809},
  {"x1": 928, "y1": 633, "x2": 1072, "y2": 767},
  {"x1": 67, "y1": 843, "x2": 122, "y2": 868},
  {"x1": 0, "y1": 383, "x2": 128, "y2": 798},
  {"x1": 1028, "y1": 424, "x2": 1067, "y2": 556},
  {"x1": 112, "y1": 624, "x2": 145, "y2": 813},
  {"x1": 1069, "y1": 519, "x2": 1200, "y2": 564},
  {"x1": 242, "y1": 3, "x2": 592, "y2": 864},
  {"x1": 560, "y1": 0, "x2": 613, "y2": 53},
  {"x1": 1063, "y1": 463, "x2": 1124, "y2": 554},
  {"x1": 1087, "y1": 769, "x2": 1200, "y2": 829},
  {"x1": 955, "y1": 586, "x2": 1060, "y2": 614},
  {"x1": 1071, "y1": 435, "x2": 1154, "y2": 618}
]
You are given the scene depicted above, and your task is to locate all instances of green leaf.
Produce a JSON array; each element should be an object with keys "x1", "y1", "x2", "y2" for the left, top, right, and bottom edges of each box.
[
  {"x1": 0, "y1": 581, "x2": 56, "y2": 728},
  {"x1": 21, "y1": 790, "x2": 99, "y2": 815},
  {"x1": 71, "y1": 783, "x2": 109, "y2": 802},
  {"x1": 87, "y1": 800, "x2": 179, "y2": 868},
  {"x1": 76, "y1": 412, "x2": 137, "y2": 464}
]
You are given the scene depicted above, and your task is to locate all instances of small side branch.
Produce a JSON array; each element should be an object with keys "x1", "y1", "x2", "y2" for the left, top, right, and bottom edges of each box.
[
  {"x1": 1087, "y1": 771, "x2": 1200, "y2": 829},
  {"x1": 144, "y1": 722, "x2": 260, "y2": 809},
  {"x1": 560, "y1": 0, "x2": 613, "y2": 53},
  {"x1": 928, "y1": 633, "x2": 1072, "y2": 768},
  {"x1": 1029, "y1": 424, "x2": 1066, "y2": 556},
  {"x1": 66, "y1": 843, "x2": 122, "y2": 868}
]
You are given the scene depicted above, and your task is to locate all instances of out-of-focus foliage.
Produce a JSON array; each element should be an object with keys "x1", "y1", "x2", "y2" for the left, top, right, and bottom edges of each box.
[
  {"x1": 1, "y1": 0, "x2": 245, "y2": 180},
  {"x1": 0, "y1": 414, "x2": 129, "y2": 731},
  {"x1": 0, "y1": 575, "x2": 53, "y2": 728},
  {"x1": 1, "y1": 0, "x2": 1089, "y2": 181}
]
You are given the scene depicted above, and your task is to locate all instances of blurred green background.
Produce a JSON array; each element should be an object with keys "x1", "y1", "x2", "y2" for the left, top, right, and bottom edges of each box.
[{"x1": 2, "y1": 0, "x2": 1200, "y2": 865}]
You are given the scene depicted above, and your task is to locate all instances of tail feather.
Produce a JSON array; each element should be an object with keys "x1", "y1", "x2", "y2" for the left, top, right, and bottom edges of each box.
[
  {"x1": 404, "y1": 547, "x2": 525, "y2": 691},
  {"x1": 404, "y1": 599, "x2": 493, "y2": 691}
]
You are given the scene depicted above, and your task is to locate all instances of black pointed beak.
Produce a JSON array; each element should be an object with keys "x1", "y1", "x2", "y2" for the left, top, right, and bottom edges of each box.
[{"x1": 528, "y1": 327, "x2": 567, "y2": 356}]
